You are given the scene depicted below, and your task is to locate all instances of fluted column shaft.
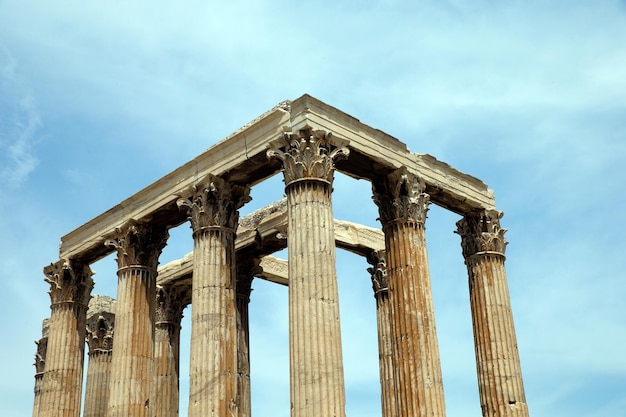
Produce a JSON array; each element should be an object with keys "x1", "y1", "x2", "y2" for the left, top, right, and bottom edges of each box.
[
  {"x1": 84, "y1": 305, "x2": 115, "y2": 417},
  {"x1": 287, "y1": 180, "x2": 346, "y2": 417},
  {"x1": 153, "y1": 286, "x2": 189, "y2": 417},
  {"x1": 235, "y1": 256, "x2": 259, "y2": 417},
  {"x1": 110, "y1": 266, "x2": 156, "y2": 416},
  {"x1": 32, "y1": 321, "x2": 48, "y2": 417},
  {"x1": 190, "y1": 228, "x2": 237, "y2": 416},
  {"x1": 33, "y1": 374, "x2": 44, "y2": 417},
  {"x1": 367, "y1": 250, "x2": 396, "y2": 417},
  {"x1": 39, "y1": 260, "x2": 93, "y2": 417},
  {"x1": 178, "y1": 175, "x2": 250, "y2": 417},
  {"x1": 373, "y1": 168, "x2": 446, "y2": 417},
  {"x1": 268, "y1": 128, "x2": 350, "y2": 417},
  {"x1": 106, "y1": 221, "x2": 168, "y2": 417},
  {"x1": 84, "y1": 351, "x2": 112, "y2": 417},
  {"x1": 457, "y1": 211, "x2": 529, "y2": 417}
]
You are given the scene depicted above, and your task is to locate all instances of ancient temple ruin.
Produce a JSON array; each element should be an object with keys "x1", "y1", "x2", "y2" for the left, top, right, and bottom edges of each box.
[{"x1": 33, "y1": 94, "x2": 529, "y2": 417}]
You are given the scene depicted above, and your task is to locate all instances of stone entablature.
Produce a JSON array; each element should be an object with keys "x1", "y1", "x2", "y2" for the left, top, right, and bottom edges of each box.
[
  {"x1": 156, "y1": 200, "x2": 384, "y2": 288},
  {"x1": 35, "y1": 95, "x2": 528, "y2": 417},
  {"x1": 58, "y1": 95, "x2": 494, "y2": 264}
]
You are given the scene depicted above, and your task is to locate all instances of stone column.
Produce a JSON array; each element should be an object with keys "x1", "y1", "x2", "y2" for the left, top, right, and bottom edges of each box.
[
  {"x1": 84, "y1": 296, "x2": 115, "y2": 417},
  {"x1": 105, "y1": 221, "x2": 168, "y2": 417},
  {"x1": 372, "y1": 167, "x2": 446, "y2": 417},
  {"x1": 177, "y1": 175, "x2": 250, "y2": 417},
  {"x1": 235, "y1": 255, "x2": 261, "y2": 417},
  {"x1": 32, "y1": 319, "x2": 49, "y2": 417},
  {"x1": 268, "y1": 128, "x2": 349, "y2": 417},
  {"x1": 152, "y1": 284, "x2": 190, "y2": 417},
  {"x1": 367, "y1": 250, "x2": 396, "y2": 417},
  {"x1": 456, "y1": 211, "x2": 529, "y2": 417},
  {"x1": 39, "y1": 259, "x2": 94, "y2": 417}
]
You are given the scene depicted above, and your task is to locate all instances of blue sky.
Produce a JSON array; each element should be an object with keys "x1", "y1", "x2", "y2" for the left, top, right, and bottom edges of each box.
[{"x1": 1, "y1": 1, "x2": 625, "y2": 416}]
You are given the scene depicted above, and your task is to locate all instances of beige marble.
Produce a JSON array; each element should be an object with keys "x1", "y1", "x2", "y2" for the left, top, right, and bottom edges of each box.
[
  {"x1": 367, "y1": 250, "x2": 396, "y2": 417},
  {"x1": 39, "y1": 260, "x2": 93, "y2": 417},
  {"x1": 152, "y1": 285, "x2": 190, "y2": 417},
  {"x1": 373, "y1": 168, "x2": 446, "y2": 417},
  {"x1": 32, "y1": 319, "x2": 49, "y2": 417},
  {"x1": 268, "y1": 128, "x2": 348, "y2": 417},
  {"x1": 59, "y1": 95, "x2": 493, "y2": 264},
  {"x1": 84, "y1": 296, "x2": 115, "y2": 417},
  {"x1": 105, "y1": 221, "x2": 168, "y2": 417},
  {"x1": 37, "y1": 95, "x2": 531, "y2": 417},
  {"x1": 235, "y1": 256, "x2": 260, "y2": 417},
  {"x1": 177, "y1": 175, "x2": 250, "y2": 417},
  {"x1": 457, "y1": 211, "x2": 529, "y2": 417}
]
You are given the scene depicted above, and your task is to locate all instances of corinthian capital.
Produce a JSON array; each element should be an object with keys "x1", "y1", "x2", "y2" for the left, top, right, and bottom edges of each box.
[
  {"x1": 86, "y1": 314, "x2": 115, "y2": 352},
  {"x1": 236, "y1": 255, "x2": 262, "y2": 300},
  {"x1": 155, "y1": 285, "x2": 190, "y2": 326},
  {"x1": 367, "y1": 250, "x2": 389, "y2": 297},
  {"x1": 34, "y1": 337, "x2": 48, "y2": 374},
  {"x1": 372, "y1": 167, "x2": 430, "y2": 225},
  {"x1": 44, "y1": 259, "x2": 94, "y2": 306},
  {"x1": 267, "y1": 128, "x2": 349, "y2": 186},
  {"x1": 177, "y1": 174, "x2": 251, "y2": 233},
  {"x1": 34, "y1": 318, "x2": 49, "y2": 374},
  {"x1": 104, "y1": 220, "x2": 169, "y2": 269},
  {"x1": 86, "y1": 296, "x2": 115, "y2": 352},
  {"x1": 456, "y1": 210, "x2": 508, "y2": 258}
]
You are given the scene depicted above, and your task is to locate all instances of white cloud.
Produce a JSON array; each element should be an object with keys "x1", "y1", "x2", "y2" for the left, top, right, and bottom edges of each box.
[{"x1": 0, "y1": 46, "x2": 41, "y2": 191}]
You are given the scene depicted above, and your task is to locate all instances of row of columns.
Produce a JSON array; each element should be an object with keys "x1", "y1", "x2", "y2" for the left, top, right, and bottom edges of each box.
[
  {"x1": 34, "y1": 129, "x2": 528, "y2": 417},
  {"x1": 33, "y1": 256, "x2": 262, "y2": 417}
]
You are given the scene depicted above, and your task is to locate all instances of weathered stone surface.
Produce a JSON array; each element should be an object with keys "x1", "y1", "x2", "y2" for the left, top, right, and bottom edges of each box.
[
  {"x1": 177, "y1": 175, "x2": 250, "y2": 417},
  {"x1": 457, "y1": 211, "x2": 529, "y2": 417},
  {"x1": 105, "y1": 222, "x2": 168, "y2": 417},
  {"x1": 235, "y1": 256, "x2": 262, "y2": 417},
  {"x1": 271, "y1": 130, "x2": 348, "y2": 417},
  {"x1": 32, "y1": 319, "x2": 49, "y2": 417},
  {"x1": 156, "y1": 202, "x2": 384, "y2": 288},
  {"x1": 39, "y1": 259, "x2": 93, "y2": 417},
  {"x1": 36, "y1": 96, "x2": 528, "y2": 417},
  {"x1": 84, "y1": 296, "x2": 115, "y2": 417},
  {"x1": 373, "y1": 168, "x2": 446, "y2": 417},
  {"x1": 59, "y1": 95, "x2": 493, "y2": 263},
  {"x1": 152, "y1": 285, "x2": 190, "y2": 417},
  {"x1": 367, "y1": 250, "x2": 396, "y2": 417}
]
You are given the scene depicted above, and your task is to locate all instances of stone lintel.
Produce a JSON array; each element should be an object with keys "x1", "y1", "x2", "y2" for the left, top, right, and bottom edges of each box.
[
  {"x1": 60, "y1": 94, "x2": 491, "y2": 263},
  {"x1": 87, "y1": 295, "x2": 116, "y2": 319},
  {"x1": 157, "y1": 210, "x2": 384, "y2": 287},
  {"x1": 59, "y1": 103, "x2": 291, "y2": 263},
  {"x1": 288, "y1": 94, "x2": 495, "y2": 214},
  {"x1": 256, "y1": 256, "x2": 288, "y2": 286}
]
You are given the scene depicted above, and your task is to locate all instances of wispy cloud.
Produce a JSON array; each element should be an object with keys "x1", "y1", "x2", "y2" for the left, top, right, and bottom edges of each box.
[{"x1": 0, "y1": 46, "x2": 41, "y2": 191}]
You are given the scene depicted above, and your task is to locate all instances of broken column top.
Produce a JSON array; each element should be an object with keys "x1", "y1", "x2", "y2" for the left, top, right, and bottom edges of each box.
[{"x1": 87, "y1": 295, "x2": 116, "y2": 319}]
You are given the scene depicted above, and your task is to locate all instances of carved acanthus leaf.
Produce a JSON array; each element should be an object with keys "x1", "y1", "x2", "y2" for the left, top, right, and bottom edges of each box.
[
  {"x1": 104, "y1": 220, "x2": 169, "y2": 269},
  {"x1": 86, "y1": 314, "x2": 115, "y2": 352},
  {"x1": 456, "y1": 210, "x2": 508, "y2": 257},
  {"x1": 267, "y1": 128, "x2": 349, "y2": 186},
  {"x1": 367, "y1": 249, "x2": 389, "y2": 297},
  {"x1": 372, "y1": 167, "x2": 430, "y2": 225},
  {"x1": 34, "y1": 337, "x2": 48, "y2": 374},
  {"x1": 44, "y1": 259, "x2": 94, "y2": 306},
  {"x1": 155, "y1": 285, "x2": 190, "y2": 326},
  {"x1": 177, "y1": 175, "x2": 251, "y2": 232},
  {"x1": 236, "y1": 255, "x2": 262, "y2": 299}
]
